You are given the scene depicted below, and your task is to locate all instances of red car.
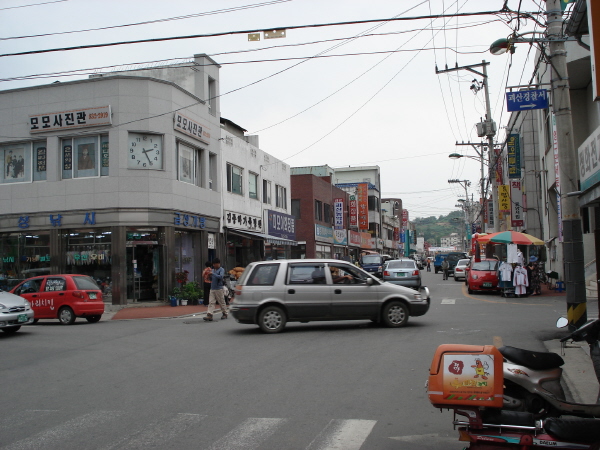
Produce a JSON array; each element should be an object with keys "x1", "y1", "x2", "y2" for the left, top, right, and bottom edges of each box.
[
  {"x1": 11, "y1": 274, "x2": 104, "y2": 325},
  {"x1": 466, "y1": 259, "x2": 500, "y2": 294}
]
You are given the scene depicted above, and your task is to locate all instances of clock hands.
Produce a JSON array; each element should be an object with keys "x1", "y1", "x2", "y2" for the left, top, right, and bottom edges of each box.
[{"x1": 142, "y1": 148, "x2": 152, "y2": 165}]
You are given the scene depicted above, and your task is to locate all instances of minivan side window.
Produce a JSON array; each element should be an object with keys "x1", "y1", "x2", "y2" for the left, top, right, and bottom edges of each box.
[
  {"x1": 287, "y1": 264, "x2": 326, "y2": 284},
  {"x1": 247, "y1": 264, "x2": 279, "y2": 286},
  {"x1": 45, "y1": 277, "x2": 67, "y2": 292}
]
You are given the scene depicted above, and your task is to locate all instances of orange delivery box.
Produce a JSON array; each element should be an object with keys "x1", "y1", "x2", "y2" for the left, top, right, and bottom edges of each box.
[{"x1": 427, "y1": 344, "x2": 504, "y2": 408}]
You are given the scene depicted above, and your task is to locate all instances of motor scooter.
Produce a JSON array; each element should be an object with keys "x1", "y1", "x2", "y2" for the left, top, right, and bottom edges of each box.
[
  {"x1": 426, "y1": 319, "x2": 600, "y2": 448},
  {"x1": 500, "y1": 318, "x2": 600, "y2": 417}
]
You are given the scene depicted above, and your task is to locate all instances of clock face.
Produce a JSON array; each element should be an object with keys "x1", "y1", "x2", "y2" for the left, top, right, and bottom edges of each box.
[{"x1": 127, "y1": 133, "x2": 163, "y2": 169}]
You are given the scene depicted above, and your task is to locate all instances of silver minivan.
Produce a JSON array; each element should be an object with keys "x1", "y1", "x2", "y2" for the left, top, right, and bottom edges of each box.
[{"x1": 230, "y1": 259, "x2": 430, "y2": 333}]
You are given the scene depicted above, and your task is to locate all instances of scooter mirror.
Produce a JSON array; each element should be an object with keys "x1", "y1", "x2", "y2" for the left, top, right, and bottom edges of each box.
[{"x1": 556, "y1": 317, "x2": 568, "y2": 328}]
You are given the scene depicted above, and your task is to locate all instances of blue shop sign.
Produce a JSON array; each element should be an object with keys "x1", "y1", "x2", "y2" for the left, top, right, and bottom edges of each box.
[
  {"x1": 174, "y1": 212, "x2": 206, "y2": 229},
  {"x1": 267, "y1": 210, "x2": 296, "y2": 240}
]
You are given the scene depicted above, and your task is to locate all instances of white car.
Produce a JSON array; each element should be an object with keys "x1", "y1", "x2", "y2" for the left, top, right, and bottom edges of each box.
[
  {"x1": 0, "y1": 290, "x2": 35, "y2": 333},
  {"x1": 453, "y1": 259, "x2": 471, "y2": 282}
]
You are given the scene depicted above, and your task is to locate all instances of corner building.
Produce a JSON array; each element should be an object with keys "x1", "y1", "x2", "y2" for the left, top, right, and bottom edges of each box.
[{"x1": 0, "y1": 55, "x2": 223, "y2": 305}]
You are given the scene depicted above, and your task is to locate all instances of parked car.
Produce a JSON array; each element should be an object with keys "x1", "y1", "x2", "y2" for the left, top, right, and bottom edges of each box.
[
  {"x1": 453, "y1": 259, "x2": 471, "y2": 281},
  {"x1": 0, "y1": 290, "x2": 35, "y2": 333},
  {"x1": 11, "y1": 274, "x2": 104, "y2": 325},
  {"x1": 230, "y1": 259, "x2": 431, "y2": 333},
  {"x1": 382, "y1": 259, "x2": 421, "y2": 289},
  {"x1": 466, "y1": 259, "x2": 500, "y2": 294},
  {"x1": 359, "y1": 253, "x2": 391, "y2": 278}
]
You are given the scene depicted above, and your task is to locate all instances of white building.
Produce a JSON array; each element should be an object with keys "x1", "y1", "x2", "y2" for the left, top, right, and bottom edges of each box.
[{"x1": 219, "y1": 118, "x2": 295, "y2": 268}]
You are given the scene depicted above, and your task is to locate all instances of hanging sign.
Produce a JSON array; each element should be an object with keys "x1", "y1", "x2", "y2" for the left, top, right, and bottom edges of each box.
[
  {"x1": 357, "y1": 183, "x2": 369, "y2": 231},
  {"x1": 506, "y1": 89, "x2": 549, "y2": 112},
  {"x1": 510, "y1": 180, "x2": 524, "y2": 227},
  {"x1": 334, "y1": 198, "x2": 344, "y2": 230},
  {"x1": 349, "y1": 195, "x2": 358, "y2": 228},
  {"x1": 507, "y1": 134, "x2": 521, "y2": 179},
  {"x1": 498, "y1": 185, "x2": 511, "y2": 213}
]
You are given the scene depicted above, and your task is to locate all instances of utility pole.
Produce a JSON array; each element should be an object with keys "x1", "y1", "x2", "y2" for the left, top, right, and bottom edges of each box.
[
  {"x1": 437, "y1": 61, "x2": 496, "y2": 231},
  {"x1": 455, "y1": 142, "x2": 486, "y2": 229},
  {"x1": 547, "y1": 0, "x2": 586, "y2": 328}
]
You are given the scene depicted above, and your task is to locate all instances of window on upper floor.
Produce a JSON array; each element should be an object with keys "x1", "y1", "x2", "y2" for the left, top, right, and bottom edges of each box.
[
  {"x1": 1, "y1": 140, "x2": 48, "y2": 184},
  {"x1": 275, "y1": 184, "x2": 287, "y2": 209},
  {"x1": 61, "y1": 135, "x2": 109, "y2": 180},
  {"x1": 323, "y1": 204, "x2": 331, "y2": 224},
  {"x1": 291, "y1": 199, "x2": 301, "y2": 219},
  {"x1": 263, "y1": 179, "x2": 271, "y2": 204},
  {"x1": 368, "y1": 195, "x2": 380, "y2": 212},
  {"x1": 249, "y1": 172, "x2": 259, "y2": 200},
  {"x1": 178, "y1": 142, "x2": 202, "y2": 186},
  {"x1": 209, "y1": 152, "x2": 217, "y2": 190},
  {"x1": 227, "y1": 163, "x2": 243, "y2": 195},
  {"x1": 208, "y1": 77, "x2": 217, "y2": 115},
  {"x1": 315, "y1": 200, "x2": 323, "y2": 221}
]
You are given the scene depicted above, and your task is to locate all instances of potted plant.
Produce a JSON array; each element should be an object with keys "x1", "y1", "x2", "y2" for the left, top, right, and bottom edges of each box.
[
  {"x1": 169, "y1": 286, "x2": 182, "y2": 307},
  {"x1": 181, "y1": 281, "x2": 201, "y2": 306}
]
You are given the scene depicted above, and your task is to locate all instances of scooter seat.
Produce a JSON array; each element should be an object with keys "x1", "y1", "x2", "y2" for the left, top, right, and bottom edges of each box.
[
  {"x1": 499, "y1": 346, "x2": 564, "y2": 371},
  {"x1": 545, "y1": 417, "x2": 600, "y2": 444}
]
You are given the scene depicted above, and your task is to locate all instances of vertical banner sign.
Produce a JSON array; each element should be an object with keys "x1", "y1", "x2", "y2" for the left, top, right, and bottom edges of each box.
[
  {"x1": 334, "y1": 198, "x2": 344, "y2": 230},
  {"x1": 552, "y1": 113, "x2": 563, "y2": 242},
  {"x1": 494, "y1": 147, "x2": 503, "y2": 183},
  {"x1": 510, "y1": 180, "x2": 524, "y2": 227},
  {"x1": 402, "y1": 209, "x2": 409, "y2": 231},
  {"x1": 393, "y1": 227, "x2": 399, "y2": 241},
  {"x1": 357, "y1": 183, "x2": 369, "y2": 231},
  {"x1": 498, "y1": 185, "x2": 511, "y2": 213},
  {"x1": 349, "y1": 194, "x2": 358, "y2": 228},
  {"x1": 507, "y1": 134, "x2": 521, "y2": 178},
  {"x1": 488, "y1": 200, "x2": 495, "y2": 228},
  {"x1": 589, "y1": 0, "x2": 600, "y2": 101}
]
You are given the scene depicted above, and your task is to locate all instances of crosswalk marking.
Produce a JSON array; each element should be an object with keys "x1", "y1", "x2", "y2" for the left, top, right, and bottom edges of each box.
[
  {"x1": 101, "y1": 413, "x2": 205, "y2": 450},
  {"x1": 4, "y1": 410, "x2": 120, "y2": 450},
  {"x1": 306, "y1": 419, "x2": 377, "y2": 450},
  {"x1": 441, "y1": 299, "x2": 456, "y2": 304},
  {"x1": 207, "y1": 417, "x2": 287, "y2": 450}
]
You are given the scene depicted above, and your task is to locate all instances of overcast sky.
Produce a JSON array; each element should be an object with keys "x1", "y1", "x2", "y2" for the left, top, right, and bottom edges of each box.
[{"x1": 0, "y1": 0, "x2": 546, "y2": 218}]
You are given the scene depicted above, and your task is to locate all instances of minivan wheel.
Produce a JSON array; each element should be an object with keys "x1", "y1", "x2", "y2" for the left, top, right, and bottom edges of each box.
[
  {"x1": 382, "y1": 301, "x2": 408, "y2": 328},
  {"x1": 258, "y1": 306, "x2": 286, "y2": 333},
  {"x1": 58, "y1": 307, "x2": 76, "y2": 325}
]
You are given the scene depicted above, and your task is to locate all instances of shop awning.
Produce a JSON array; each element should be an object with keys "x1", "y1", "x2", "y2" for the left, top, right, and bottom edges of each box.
[{"x1": 227, "y1": 229, "x2": 298, "y2": 246}]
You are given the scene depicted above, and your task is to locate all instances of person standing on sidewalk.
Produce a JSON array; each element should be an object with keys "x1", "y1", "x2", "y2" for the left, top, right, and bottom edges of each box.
[
  {"x1": 441, "y1": 258, "x2": 450, "y2": 280},
  {"x1": 202, "y1": 261, "x2": 212, "y2": 306},
  {"x1": 203, "y1": 258, "x2": 228, "y2": 321}
]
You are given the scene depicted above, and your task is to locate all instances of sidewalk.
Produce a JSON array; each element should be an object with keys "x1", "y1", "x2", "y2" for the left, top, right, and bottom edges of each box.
[{"x1": 103, "y1": 301, "x2": 220, "y2": 320}]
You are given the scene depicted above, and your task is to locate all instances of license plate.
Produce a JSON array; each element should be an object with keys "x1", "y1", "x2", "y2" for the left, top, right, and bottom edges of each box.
[
  {"x1": 17, "y1": 314, "x2": 28, "y2": 323},
  {"x1": 483, "y1": 282, "x2": 492, "y2": 288},
  {"x1": 396, "y1": 273, "x2": 406, "y2": 277},
  {"x1": 88, "y1": 292, "x2": 97, "y2": 299}
]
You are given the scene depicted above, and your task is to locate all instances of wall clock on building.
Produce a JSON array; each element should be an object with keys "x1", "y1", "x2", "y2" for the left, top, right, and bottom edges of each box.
[{"x1": 127, "y1": 133, "x2": 163, "y2": 169}]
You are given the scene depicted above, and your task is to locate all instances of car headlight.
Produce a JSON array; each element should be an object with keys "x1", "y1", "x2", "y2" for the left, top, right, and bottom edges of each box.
[
  {"x1": 413, "y1": 293, "x2": 422, "y2": 301},
  {"x1": 472, "y1": 275, "x2": 478, "y2": 280}
]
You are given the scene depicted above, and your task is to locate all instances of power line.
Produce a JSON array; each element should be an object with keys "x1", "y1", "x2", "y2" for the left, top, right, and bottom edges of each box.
[
  {"x1": 0, "y1": 1, "x2": 292, "y2": 41},
  {"x1": 0, "y1": 0, "x2": 67, "y2": 10},
  {"x1": 0, "y1": 9, "x2": 540, "y2": 58}
]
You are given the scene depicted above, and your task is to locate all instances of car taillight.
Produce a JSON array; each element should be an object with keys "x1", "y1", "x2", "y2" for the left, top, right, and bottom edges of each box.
[
  {"x1": 412, "y1": 270, "x2": 419, "y2": 276},
  {"x1": 383, "y1": 271, "x2": 390, "y2": 277},
  {"x1": 456, "y1": 268, "x2": 462, "y2": 272},
  {"x1": 72, "y1": 291, "x2": 85, "y2": 299},
  {"x1": 235, "y1": 286, "x2": 242, "y2": 296}
]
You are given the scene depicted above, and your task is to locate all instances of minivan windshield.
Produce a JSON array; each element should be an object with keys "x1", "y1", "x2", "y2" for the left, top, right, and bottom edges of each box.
[
  {"x1": 472, "y1": 260, "x2": 498, "y2": 271},
  {"x1": 362, "y1": 255, "x2": 381, "y2": 264}
]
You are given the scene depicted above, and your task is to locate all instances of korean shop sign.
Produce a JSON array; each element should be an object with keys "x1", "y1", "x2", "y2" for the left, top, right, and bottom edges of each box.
[
  {"x1": 507, "y1": 134, "x2": 521, "y2": 179},
  {"x1": 173, "y1": 112, "x2": 210, "y2": 144},
  {"x1": 498, "y1": 185, "x2": 511, "y2": 213},
  {"x1": 267, "y1": 210, "x2": 295, "y2": 240},
  {"x1": 510, "y1": 180, "x2": 524, "y2": 227},
  {"x1": 578, "y1": 124, "x2": 600, "y2": 191},
  {"x1": 30, "y1": 106, "x2": 112, "y2": 133},
  {"x1": 333, "y1": 198, "x2": 344, "y2": 230},
  {"x1": 224, "y1": 210, "x2": 262, "y2": 232},
  {"x1": 315, "y1": 224, "x2": 333, "y2": 243}
]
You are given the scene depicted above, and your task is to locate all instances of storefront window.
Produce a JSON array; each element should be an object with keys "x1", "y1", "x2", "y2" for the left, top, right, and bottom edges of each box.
[
  {"x1": 174, "y1": 230, "x2": 196, "y2": 280},
  {"x1": 226, "y1": 234, "x2": 262, "y2": 270},
  {"x1": 315, "y1": 244, "x2": 332, "y2": 259},
  {"x1": 291, "y1": 244, "x2": 306, "y2": 259},
  {"x1": 265, "y1": 244, "x2": 290, "y2": 260},
  {"x1": 126, "y1": 228, "x2": 160, "y2": 301},
  {"x1": 0, "y1": 232, "x2": 51, "y2": 283},
  {"x1": 65, "y1": 228, "x2": 112, "y2": 296}
]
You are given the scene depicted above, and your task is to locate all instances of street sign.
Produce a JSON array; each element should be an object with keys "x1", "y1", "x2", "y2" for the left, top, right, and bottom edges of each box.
[{"x1": 506, "y1": 89, "x2": 549, "y2": 112}]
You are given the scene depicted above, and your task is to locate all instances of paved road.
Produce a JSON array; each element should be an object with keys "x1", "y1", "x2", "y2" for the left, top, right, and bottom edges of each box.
[{"x1": 0, "y1": 270, "x2": 574, "y2": 449}]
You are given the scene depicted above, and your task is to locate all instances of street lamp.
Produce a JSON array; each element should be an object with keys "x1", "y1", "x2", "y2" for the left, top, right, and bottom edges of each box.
[{"x1": 449, "y1": 147, "x2": 488, "y2": 231}]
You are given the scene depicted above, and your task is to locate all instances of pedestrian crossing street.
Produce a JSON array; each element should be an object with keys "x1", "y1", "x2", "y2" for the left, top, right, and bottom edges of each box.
[{"x1": 0, "y1": 410, "x2": 380, "y2": 450}]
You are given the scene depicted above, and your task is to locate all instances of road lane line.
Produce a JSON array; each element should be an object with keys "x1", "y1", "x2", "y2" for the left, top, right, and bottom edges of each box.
[
  {"x1": 4, "y1": 410, "x2": 121, "y2": 450},
  {"x1": 441, "y1": 299, "x2": 456, "y2": 304},
  {"x1": 306, "y1": 419, "x2": 377, "y2": 450},
  {"x1": 208, "y1": 418, "x2": 287, "y2": 450},
  {"x1": 102, "y1": 413, "x2": 205, "y2": 449},
  {"x1": 493, "y1": 336, "x2": 504, "y2": 347}
]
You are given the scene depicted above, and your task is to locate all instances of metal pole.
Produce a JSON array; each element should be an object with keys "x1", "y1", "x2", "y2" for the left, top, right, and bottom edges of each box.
[
  {"x1": 547, "y1": 0, "x2": 586, "y2": 329},
  {"x1": 481, "y1": 61, "x2": 496, "y2": 232}
]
